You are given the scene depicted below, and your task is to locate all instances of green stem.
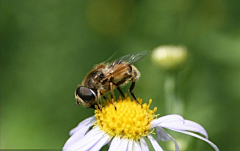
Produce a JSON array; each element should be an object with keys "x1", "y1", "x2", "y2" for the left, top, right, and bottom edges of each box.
[{"x1": 164, "y1": 73, "x2": 184, "y2": 114}]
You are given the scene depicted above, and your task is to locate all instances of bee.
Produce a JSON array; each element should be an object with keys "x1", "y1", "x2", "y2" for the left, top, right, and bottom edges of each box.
[{"x1": 75, "y1": 51, "x2": 149, "y2": 110}]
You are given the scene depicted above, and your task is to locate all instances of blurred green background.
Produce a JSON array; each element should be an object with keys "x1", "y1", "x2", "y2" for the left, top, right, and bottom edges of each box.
[{"x1": 1, "y1": 0, "x2": 240, "y2": 150}]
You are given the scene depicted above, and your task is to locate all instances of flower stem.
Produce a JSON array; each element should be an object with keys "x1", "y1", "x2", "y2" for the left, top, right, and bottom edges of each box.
[{"x1": 164, "y1": 73, "x2": 184, "y2": 114}]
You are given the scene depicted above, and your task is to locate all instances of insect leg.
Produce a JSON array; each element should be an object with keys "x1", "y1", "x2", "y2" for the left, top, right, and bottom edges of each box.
[
  {"x1": 128, "y1": 75, "x2": 140, "y2": 104},
  {"x1": 103, "y1": 96, "x2": 107, "y2": 101},
  {"x1": 115, "y1": 75, "x2": 132, "y2": 98},
  {"x1": 102, "y1": 95, "x2": 109, "y2": 106},
  {"x1": 97, "y1": 90, "x2": 103, "y2": 111},
  {"x1": 110, "y1": 81, "x2": 117, "y2": 110},
  {"x1": 117, "y1": 87, "x2": 125, "y2": 98}
]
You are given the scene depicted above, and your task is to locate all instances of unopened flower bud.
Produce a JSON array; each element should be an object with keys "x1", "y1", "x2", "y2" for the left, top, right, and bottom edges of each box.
[{"x1": 151, "y1": 45, "x2": 188, "y2": 72}]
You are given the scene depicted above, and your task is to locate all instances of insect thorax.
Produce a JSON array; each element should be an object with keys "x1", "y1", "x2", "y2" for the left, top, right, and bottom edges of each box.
[{"x1": 84, "y1": 69, "x2": 110, "y2": 93}]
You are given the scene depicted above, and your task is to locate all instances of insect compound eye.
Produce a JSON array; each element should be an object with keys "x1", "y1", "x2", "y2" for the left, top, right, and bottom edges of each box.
[{"x1": 75, "y1": 86, "x2": 96, "y2": 103}]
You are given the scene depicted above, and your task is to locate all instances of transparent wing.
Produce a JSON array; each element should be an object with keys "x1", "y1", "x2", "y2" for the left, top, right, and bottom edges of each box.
[
  {"x1": 102, "y1": 51, "x2": 149, "y2": 80},
  {"x1": 115, "y1": 50, "x2": 150, "y2": 64},
  {"x1": 105, "y1": 51, "x2": 118, "y2": 63}
]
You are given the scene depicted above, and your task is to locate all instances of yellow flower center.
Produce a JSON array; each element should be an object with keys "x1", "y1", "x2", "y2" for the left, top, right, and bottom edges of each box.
[{"x1": 94, "y1": 96, "x2": 157, "y2": 140}]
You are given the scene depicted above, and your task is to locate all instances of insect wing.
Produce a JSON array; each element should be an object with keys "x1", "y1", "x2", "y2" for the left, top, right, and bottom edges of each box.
[
  {"x1": 102, "y1": 51, "x2": 149, "y2": 80},
  {"x1": 105, "y1": 51, "x2": 117, "y2": 63},
  {"x1": 115, "y1": 50, "x2": 150, "y2": 64}
]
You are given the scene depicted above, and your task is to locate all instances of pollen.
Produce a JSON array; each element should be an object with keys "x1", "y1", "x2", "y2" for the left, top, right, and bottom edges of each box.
[{"x1": 94, "y1": 96, "x2": 157, "y2": 140}]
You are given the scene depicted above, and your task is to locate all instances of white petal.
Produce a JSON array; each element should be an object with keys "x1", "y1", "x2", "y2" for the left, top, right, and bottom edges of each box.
[
  {"x1": 70, "y1": 115, "x2": 96, "y2": 135},
  {"x1": 156, "y1": 126, "x2": 170, "y2": 141},
  {"x1": 168, "y1": 129, "x2": 220, "y2": 151},
  {"x1": 150, "y1": 114, "x2": 184, "y2": 128},
  {"x1": 78, "y1": 131, "x2": 105, "y2": 151},
  {"x1": 159, "y1": 120, "x2": 208, "y2": 138},
  {"x1": 63, "y1": 121, "x2": 93, "y2": 148},
  {"x1": 83, "y1": 126, "x2": 104, "y2": 138},
  {"x1": 140, "y1": 137, "x2": 149, "y2": 151},
  {"x1": 63, "y1": 127, "x2": 105, "y2": 150},
  {"x1": 108, "y1": 136, "x2": 121, "y2": 151},
  {"x1": 156, "y1": 127, "x2": 180, "y2": 151},
  {"x1": 127, "y1": 139, "x2": 133, "y2": 151},
  {"x1": 147, "y1": 134, "x2": 164, "y2": 151},
  {"x1": 116, "y1": 138, "x2": 129, "y2": 151},
  {"x1": 133, "y1": 140, "x2": 141, "y2": 151},
  {"x1": 89, "y1": 134, "x2": 112, "y2": 151}
]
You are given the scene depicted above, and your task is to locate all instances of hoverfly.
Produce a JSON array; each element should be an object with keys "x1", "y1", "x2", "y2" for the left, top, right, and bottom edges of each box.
[{"x1": 75, "y1": 51, "x2": 149, "y2": 110}]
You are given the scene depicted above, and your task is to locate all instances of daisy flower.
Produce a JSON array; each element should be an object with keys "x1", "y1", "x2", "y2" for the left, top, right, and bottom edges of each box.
[{"x1": 63, "y1": 97, "x2": 219, "y2": 151}]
